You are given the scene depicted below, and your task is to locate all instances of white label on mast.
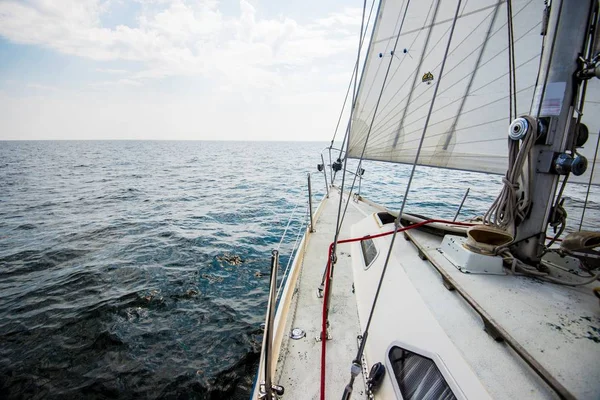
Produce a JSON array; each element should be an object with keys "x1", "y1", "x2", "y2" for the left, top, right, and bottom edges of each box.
[{"x1": 532, "y1": 81, "x2": 566, "y2": 116}]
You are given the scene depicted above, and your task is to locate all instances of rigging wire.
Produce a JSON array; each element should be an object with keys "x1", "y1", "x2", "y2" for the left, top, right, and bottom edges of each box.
[
  {"x1": 332, "y1": 0, "x2": 432, "y2": 240},
  {"x1": 392, "y1": 0, "x2": 460, "y2": 226},
  {"x1": 329, "y1": 0, "x2": 377, "y2": 149},
  {"x1": 546, "y1": 174, "x2": 568, "y2": 247},
  {"x1": 352, "y1": 0, "x2": 536, "y2": 141},
  {"x1": 392, "y1": 0, "x2": 441, "y2": 148},
  {"x1": 276, "y1": 205, "x2": 309, "y2": 301},
  {"x1": 338, "y1": 1, "x2": 466, "y2": 399},
  {"x1": 355, "y1": 19, "x2": 541, "y2": 148},
  {"x1": 275, "y1": 201, "x2": 302, "y2": 252},
  {"x1": 333, "y1": 0, "x2": 510, "y2": 246},
  {"x1": 329, "y1": 0, "x2": 372, "y2": 262},
  {"x1": 348, "y1": 0, "x2": 436, "y2": 149},
  {"x1": 331, "y1": 0, "x2": 379, "y2": 184},
  {"x1": 575, "y1": 3, "x2": 599, "y2": 231},
  {"x1": 350, "y1": 0, "x2": 415, "y2": 125},
  {"x1": 329, "y1": 0, "x2": 412, "y2": 268},
  {"x1": 363, "y1": 75, "x2": 538, "y2": 152},
  {"x1": 507, "y1": 0, "x2": 518, "y2": 122},
  {"x1": 321, "y1": 3, "x2": 375, "y2": 386},
  {"x1": 333, "y1": 2, "x2": 399, "y2": 189},
  {"x1": 543, "y1": 0, "x2": 597, "y2": 243},
  {"x1": 484, "y1": 0, "x2": 565, "y2": 239},
  {"x1": 355, "y1": 0, "x2": 446, "y2": 139},
  {"x1": 354, "y1": 24, "x2": 541, "y2": 148},
  {"x1": 322, "y1": 0, "x2": 414, "y2": 399},
  {"x1": 580, "y1": 130, "x2": 600, "y2": 230},
  {"x1": 442, "y1": 0, "x2": 499, "y2": 150},
  {"x1": 320, "y1": 1, "x2": 379, "y2": 398}
]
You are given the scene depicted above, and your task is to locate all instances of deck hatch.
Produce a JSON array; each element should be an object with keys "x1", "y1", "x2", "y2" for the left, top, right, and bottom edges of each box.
[
  {"x1": 360, "y1": 238, "x2": 378, "y2": 269},
  {"x1": 388, "y1": 346, "x2": 456, "y2": 400}
]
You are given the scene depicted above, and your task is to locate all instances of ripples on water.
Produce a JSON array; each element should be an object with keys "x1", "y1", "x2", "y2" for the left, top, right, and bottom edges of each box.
[{"x1": 0, "y1": 141, "x2": 598, "y2": 399}]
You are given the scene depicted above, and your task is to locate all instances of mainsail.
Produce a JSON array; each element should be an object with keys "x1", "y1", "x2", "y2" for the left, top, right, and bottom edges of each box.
[{"x1": 348, "y1": 0, "x2": 600, "y2": 185}]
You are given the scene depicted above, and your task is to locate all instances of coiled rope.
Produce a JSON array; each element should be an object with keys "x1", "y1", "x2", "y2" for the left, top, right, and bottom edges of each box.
[{"x1": 484, "y1": 115, "x2": 537, "y2": 233}]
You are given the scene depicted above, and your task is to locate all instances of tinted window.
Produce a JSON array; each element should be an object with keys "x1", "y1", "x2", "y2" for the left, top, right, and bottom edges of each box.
[
  {"x1": 377, "y1": 212, "x2": 396, "y2": 225},
  {"x1": 361, "y1": 238, "x2": 377, "y2": 268},
  {"x1": 388, "y1": 346, "x2": 456, "y2": 400}
]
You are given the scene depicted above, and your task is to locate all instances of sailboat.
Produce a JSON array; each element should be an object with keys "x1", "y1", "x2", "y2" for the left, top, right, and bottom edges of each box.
[{"x1": 254, "y1": 0, "x2": 600, "y2": 398}]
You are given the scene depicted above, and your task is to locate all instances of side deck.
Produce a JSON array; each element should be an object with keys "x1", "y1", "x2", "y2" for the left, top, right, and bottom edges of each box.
[{"x1": 274, "y1": 189, "x2": 370, "y2": 399}]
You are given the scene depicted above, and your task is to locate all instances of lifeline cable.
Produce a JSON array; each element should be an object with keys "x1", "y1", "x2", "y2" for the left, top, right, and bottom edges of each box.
[{"x1": 331, "y1": 0, "x2": 467, "y2": 398}]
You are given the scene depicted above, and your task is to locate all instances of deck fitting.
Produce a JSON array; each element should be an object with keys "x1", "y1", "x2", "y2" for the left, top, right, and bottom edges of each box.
[
  {"x1": 442, "y1": 276, "x2": 455, "y2": 291},
  {"x1": 316, "y1": 331, "x2": 332, "y2": 342},
  {"x1": 316, "y1": 286, "x2": 323, "y2": 298},
  {"x1": 290, "y1": 328, "x2": 306, "y2": 340},
  {"x1": 483, "y1": 320, "x2": 504, "y2": 342}
]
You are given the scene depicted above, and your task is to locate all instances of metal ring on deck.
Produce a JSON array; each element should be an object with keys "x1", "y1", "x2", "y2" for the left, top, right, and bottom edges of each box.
[{"x1": 290, "y1": 328, "x2": 306, "y2": 340}]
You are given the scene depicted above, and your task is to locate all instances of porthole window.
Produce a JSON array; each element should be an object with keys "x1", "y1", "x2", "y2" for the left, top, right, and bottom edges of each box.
[
  {"x1": 361, "y1": 238, "x2": 378, "y2": 269},
  {"x1": 388, "y1": 346, "x2": 456, "y2": 400}
]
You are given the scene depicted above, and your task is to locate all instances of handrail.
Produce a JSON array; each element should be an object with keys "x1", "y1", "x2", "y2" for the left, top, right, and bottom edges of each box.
[
  {"x1": 308, "y1": 173, "x2": 315, "y2": 233},
  {"x1": 453, "y1": 187, "x2": 470, "y2": 222},
  {"x1": 258, "y1": 250, "x2": 280, "y2": 400},
  {"x1": 254, "y1": 184, "x2": 326, "y2": 399},
  {"x1": 320, "y1": 154, "x2": 330, "y2": 198},
  {"x1": 321, "y1": 146, "x2": 346, "y2": 185}
]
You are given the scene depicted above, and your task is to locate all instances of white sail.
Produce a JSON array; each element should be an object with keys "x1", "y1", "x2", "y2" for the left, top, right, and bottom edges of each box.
[{"x1": 348, "y1": 0, "x2": 600, "y2": 185}]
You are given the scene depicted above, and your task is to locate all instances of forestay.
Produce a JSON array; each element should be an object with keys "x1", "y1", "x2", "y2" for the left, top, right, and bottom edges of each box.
[{"x1": 348, "y1": 0, "x2": 600, "y2": 185}]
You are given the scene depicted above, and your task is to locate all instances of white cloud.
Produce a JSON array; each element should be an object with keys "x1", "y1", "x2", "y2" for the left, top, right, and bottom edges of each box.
[
  {"x1": 25, "y1": 83, "x2": 59, "y2": 91},
  {"x1": 0, "y1": 0, "x2": 365, "y2": 140},
  {"x1": 0, "y1": 0, "x2": 362, "y2": 87},
  {"x1": 96, "y1": 68, "x2": 129, "y2": 74}
]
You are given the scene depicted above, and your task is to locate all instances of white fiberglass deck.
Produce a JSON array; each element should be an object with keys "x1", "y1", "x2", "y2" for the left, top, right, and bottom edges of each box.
[
  {"x1": 269, "y1": 189, "x2": 600, "y2": 399},
  {"x1": 405, "y1": 228, "x2": 600, "y2": 399}
]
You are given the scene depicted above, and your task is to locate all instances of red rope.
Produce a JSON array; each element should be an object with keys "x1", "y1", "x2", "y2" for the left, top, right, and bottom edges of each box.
[{"x1": 319, "y1": 219, "x2": 474, "y2": 400}]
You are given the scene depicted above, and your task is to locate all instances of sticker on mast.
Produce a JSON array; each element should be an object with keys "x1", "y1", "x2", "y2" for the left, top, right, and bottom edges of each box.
[{"x1": 532, "y1": 81, "x2": 566, "y2": 116}]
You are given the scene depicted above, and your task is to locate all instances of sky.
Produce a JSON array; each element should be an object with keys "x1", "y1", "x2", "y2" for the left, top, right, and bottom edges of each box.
[{"x1": 0, "y1": 0, "x2": 365, "y2": 140}]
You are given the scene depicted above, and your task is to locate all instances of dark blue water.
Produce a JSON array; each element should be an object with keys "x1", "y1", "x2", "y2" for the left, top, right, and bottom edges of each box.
[{"x1": 0, "y1": 141, "x2": 597, "y2": 399}]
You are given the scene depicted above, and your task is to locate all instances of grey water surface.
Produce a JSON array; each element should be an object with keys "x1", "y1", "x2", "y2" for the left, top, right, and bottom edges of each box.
[{"x1": 0, "y1": 141, "x2": 597, "y2": 399}]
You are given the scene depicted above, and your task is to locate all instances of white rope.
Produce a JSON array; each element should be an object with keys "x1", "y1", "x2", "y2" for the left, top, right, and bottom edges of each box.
[
  {"x1": 484, "y1": 115, "x2": 537, "y2": 234},
  {"x1": 499, "y1": 248, "x2": 600, "y2": 286}
]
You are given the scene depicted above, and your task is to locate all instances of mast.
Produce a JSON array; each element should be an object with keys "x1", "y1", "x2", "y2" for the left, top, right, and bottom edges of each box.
[{"x1": 512, "y1": 0, "x2": 596, "y2": 263}]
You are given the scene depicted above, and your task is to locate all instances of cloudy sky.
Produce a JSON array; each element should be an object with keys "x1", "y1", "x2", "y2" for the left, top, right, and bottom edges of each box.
[{"x1": 0, "y1": 0, "x2": 366, "y2": 140}]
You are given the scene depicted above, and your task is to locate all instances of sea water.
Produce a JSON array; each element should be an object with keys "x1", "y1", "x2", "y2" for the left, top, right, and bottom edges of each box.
[{"x1": 0, "y1": 141, "x2": 597, "y2": 398}]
